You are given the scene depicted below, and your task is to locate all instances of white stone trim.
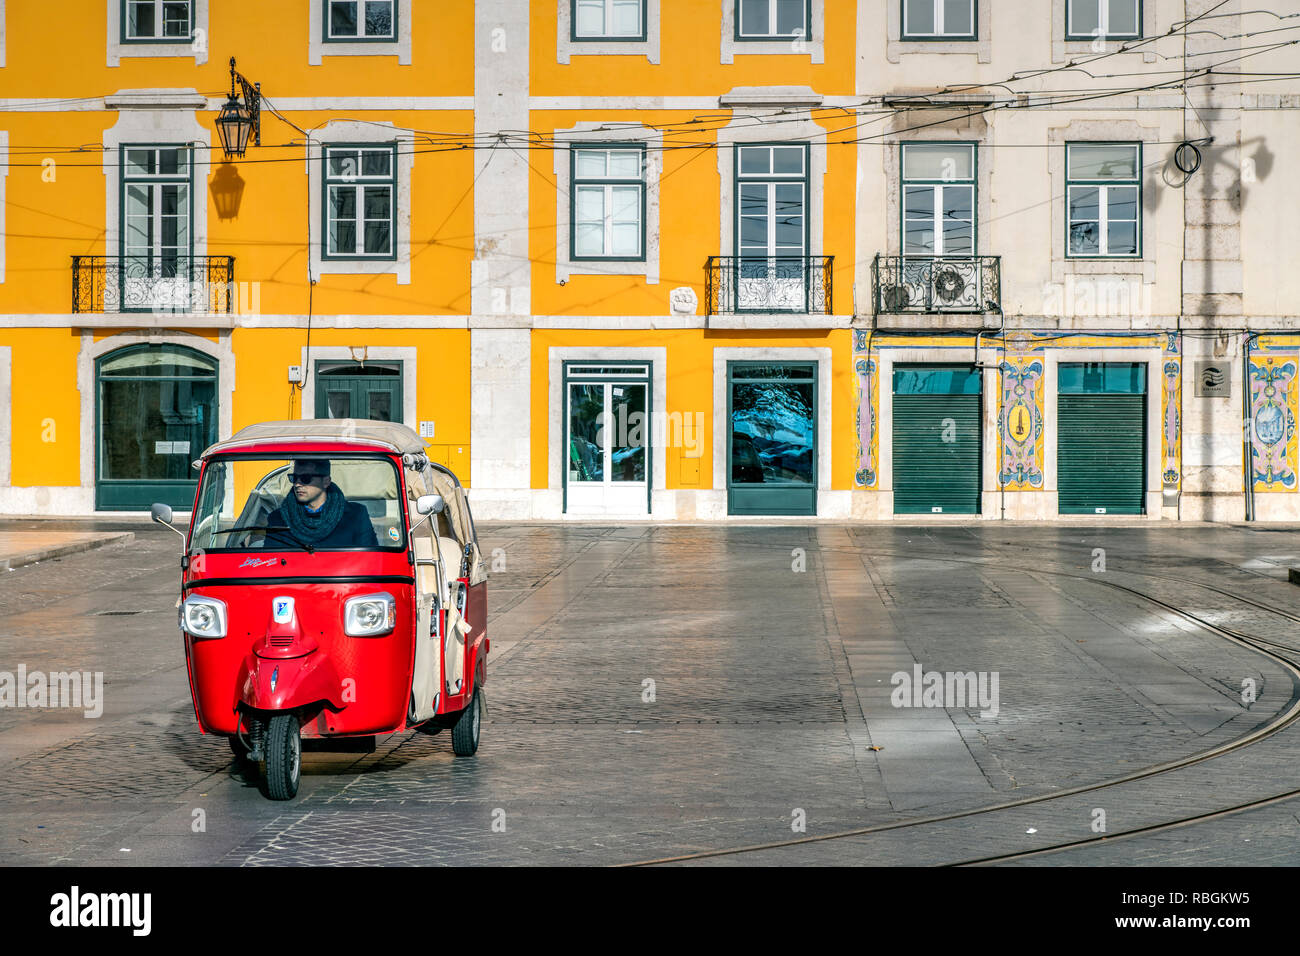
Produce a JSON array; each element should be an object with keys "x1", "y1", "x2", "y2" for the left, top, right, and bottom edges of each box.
[
  {"x1": 717, "y1": 109, "x2": 828, "y2": 263},
  {"x1": 553, "y1": 123, "x2": 661, "y2": 285},
  {"x1": 306, "y1": 121, "x2": 414, "y2": 284},
  {"x1": 107, "y1": 0, "x2": 209, "y2": 67},
  {"x1": 0, "y1": 0, "x2": 6, "y2": 68},
  {"x1": 103, "y1": 102, "x2": 210, "y2": 264},
  {"x1": 308, "y1": 0, "x2": 413, "y2": 65},
  {"x1": 710, "y1": 347, "x2": 836, "y2": 515},
  {"x1": 299, "y1": 345, "x2": 418, "y2": 426},
  {"x1": 558, "y1": 0, "x2": 660, "y2": 63},
  {"x1": 546, "y1": 346, "x2": 668, "y2": 517},
  {"x1": 1046, "y1": 119, "x2": 1162, "y2": 286},
  {"x1": 0, "y1": 130, "x2": 7, "y2": 282},
  {"x1": 76, "y1": 329, "x2": 235, "y2": 509},
  {"x1": 720, "y1": 0, "x2": 824, "y2": 64},
  {"x1": 0, "y1": 345, "x2": 10, "y2": 488},
  {"x1": 885, "y1": 0, "x2": 992, "y2": 63},
  {"x1": 1043, "y1": 346, "x2": 1164, "y2": 518},
  {"x1": 470, "y1": 328, "x2": 531, "y2": 515},
  {"x1": 1052, "y1": 0, "x2": 1157, "y2": 63}
]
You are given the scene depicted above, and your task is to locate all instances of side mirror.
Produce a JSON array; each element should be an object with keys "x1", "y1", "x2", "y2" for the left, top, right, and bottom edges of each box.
[
  {"x1": 151, "y1": 502, "x2": 186, "y2": 543},
  {"x1": 415, "y1": 494, "x2": 446, "y2": 516}
]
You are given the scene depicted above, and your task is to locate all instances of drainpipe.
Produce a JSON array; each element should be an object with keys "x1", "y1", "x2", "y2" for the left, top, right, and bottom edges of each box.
[{"x1": 1242, "y1": 330, "x2": 1261, "y2": 521}]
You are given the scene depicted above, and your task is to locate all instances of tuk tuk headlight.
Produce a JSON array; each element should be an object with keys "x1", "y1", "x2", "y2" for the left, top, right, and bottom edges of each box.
[
  {"x1": 345, "y1": 593, "x2": 397, "y2": 637},
  {"x1": 180, "y1": 594, "x2": 227, "y2": 638}
]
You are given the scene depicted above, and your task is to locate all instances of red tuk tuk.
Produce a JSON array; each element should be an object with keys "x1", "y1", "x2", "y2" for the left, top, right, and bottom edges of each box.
[{"x1": 152, "y1": 420, "x2": 488, "y2": 800}]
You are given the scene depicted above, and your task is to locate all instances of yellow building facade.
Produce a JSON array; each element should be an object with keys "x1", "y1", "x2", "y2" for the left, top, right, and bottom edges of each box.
[{"x1": 1, "y1": 1, "x2": 1297, "y2": 521}]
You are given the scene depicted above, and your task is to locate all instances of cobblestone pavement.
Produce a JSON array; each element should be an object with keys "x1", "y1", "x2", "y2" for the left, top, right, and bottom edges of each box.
[{"x1": 2, "y1": 521, "x2": 1300, "y2": 866}]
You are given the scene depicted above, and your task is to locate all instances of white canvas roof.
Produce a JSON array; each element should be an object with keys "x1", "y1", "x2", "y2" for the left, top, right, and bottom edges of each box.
[{"x1": 201, "y1": 419, "x2": 429, "y2": 457}]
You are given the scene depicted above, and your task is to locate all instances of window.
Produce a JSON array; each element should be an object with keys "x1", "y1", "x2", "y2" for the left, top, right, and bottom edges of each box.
[
  {"x1": 123, "y1": 0, "x2": 192, "y2": 41},
  {"x1": 901, "y1": 143, "x2": 975, "y2": 255},
  {"x1": 325, "y1": 0, "x2": 395, "y2": 40},
  {"x1": 902, "y1": 0, "x2": 974, "y2": 38},
  {"x1": 323, "y1": 144, "x2": 397, "y2": 258},
  {"x1": 736, "y1": 0, "x2": 809, "y2": 39},
  {"x1": 573, "y1": 0, "x2": 644, "y2": 40},
  {"x1": 571, "y1": 146, "x2": 645, "y2": 260},
  {"x1": 1067, "y1": 143, "x2": 1140, "y2": 257},
  {"x1": 737, "y1": 144, "x2": 807, "y2": 260},
  {"x1": 122, "y1": 146, "x2": 191, "y2": 267},
  {"x1": 1066, "y1": 0, "x2": 1140, "y2": 40}
]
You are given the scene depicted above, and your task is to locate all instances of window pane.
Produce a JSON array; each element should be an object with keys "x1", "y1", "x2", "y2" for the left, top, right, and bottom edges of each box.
[
  {"x1": 740, "y1": 0, "x2": 769, "y2": 35},
  {"x1": 776, "y1": 0, "x2": 805, "y2": 36},
  {"x1": 1070, "y1": 0, "x2": 1100, "y2": 35},
  {"x1": 739, "y1": 147, "x2": 770, "y2": 175},
  {"x1": 125, "y1": 149, "x2": 155, "y2": 176},
  {"x1": 1069, "y1": 144, "x2": 1137, "y2": 180},
  {"x1": 610, "y1": 222, "x2": 640, "y2": 256},
  {"x1": 364, "y1": 0, "x2": 394, "y2": 36},
  {"x1": 607, "y1": 150, "x2": 641, "y2": 179},
  {"x1": 731, "y1": 382, "x2": 814, "y2": 484},
  {"x1": 328, "y1": 150, "x2": 359, "y2": 178},
  {"x1": 1069, "y1": 186, "x2": 1100, "y2": 222},
  {"x1": 158, "y1": 148, "x2": 182, "y2": 176},
  {"x1": 1069, "y1": 222, "x2": 1100, "y2": 255},
  {"x1": 575, "y1": 223, "x2": 604, "y2": 256},
  {"x1": 942, "y1": 219, "x2": 973, "y2": 254},
  {"x1": 361, "y1": 150, "x2": 392, "y2": 177},
  {"x1": 943, "y1": 0, "x2": 972, "y2": 34},
  {"x1": 903, "y1": 144, "x2": 973, "y2": 181},
  {"x1": 612, "y1": 0, "x2": 641, "y2": 35},
  {"x1": 363, "y1": 220, "x2": 391, "y2": 254},
  {"x1": 904, "y1": 185, "x2": 934, "y2": 219},
  {"x1": 772, "y1": 146, "x2": 804, "y2": 175},
  {"x1": 363, "y1": 186, "x2": 391, "y2": 219},
  {"x1": 1107, "y1": 0, "x2": 1138, "y2": 34},
  {"x1": 129, "y1": 1, "x2": 156, "y2": 37},
  {"x1": 609, "y1": 186, "x2": 640, "y2": 221},
  {"x1": 331, "y1": 1, "x2": 359, "y2": 36},
  {"x1": 943, "y1": 185, "x2": 973, "y2": 221},
  {"x1": 575, "y1": 186, "x2": 605, "y2": 222},
  {"x1": 906, "y1": 0, "x2": 935, "y2": 34},
  {"x1": 905, "y1": 222, "x2": 935, "y2": 255},
  {"x1": 568, "y1": 384, "x2": 604, "y2": 482},
  {"x1": 331, "y1": 221, "x2": 356, "y2": 254},
  {"x1": 1107, "y1": 220, "x2": 1137, "y2": 255},
  {"x1": 330, "y1": 186, "x2": 357, "y2": 220},
  {"x1": 739, "y1": 183, "x2": 768, "y2": 216},
  {"x1": 163, "y1": 2, "x2": 189, "y2": 36},
  {"x1": 574, "y1": 150, "x2": 607, "y2": 178},
  {"x1": 575, "y1": 0, "x2": 604, "y2": 36},
  {"x1": 1107, "y1": 185, "x2": 1138, "y2": 221},
  {"x1": 740, "y1": 216, "x2": 768, "y2": 247},
  {"x1": 774, "y1": 214, "x2": 803, "y2": 250}
]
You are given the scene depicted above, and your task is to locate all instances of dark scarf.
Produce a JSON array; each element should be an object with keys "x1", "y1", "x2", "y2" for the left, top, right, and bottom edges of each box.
[{"x1": 280, "y1": 482, "x2": 346, "y2": 545}]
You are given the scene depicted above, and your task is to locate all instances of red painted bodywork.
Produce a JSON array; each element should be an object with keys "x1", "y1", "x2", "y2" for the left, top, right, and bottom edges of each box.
[{"x1": 178, "y1": 440, "x2": 487, "y2": 740}]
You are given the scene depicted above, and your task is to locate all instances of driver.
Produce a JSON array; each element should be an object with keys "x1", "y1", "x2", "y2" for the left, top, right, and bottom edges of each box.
[{"x1": 267, "y1": 459, "x2": 378, "y2": 549}]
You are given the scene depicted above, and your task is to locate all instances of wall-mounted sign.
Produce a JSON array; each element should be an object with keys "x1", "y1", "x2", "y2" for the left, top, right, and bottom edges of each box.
[{"x1": 1195, "y1": 361, "x2": 1230, "y2": 398}]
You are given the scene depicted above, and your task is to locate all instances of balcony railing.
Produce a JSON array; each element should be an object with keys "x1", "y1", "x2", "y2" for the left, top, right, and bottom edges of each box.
[
  {"x1": 706, "y1": 256, "x2": 833, "y2": 316},
  {"x1": 871, "y1": 255, "x2": 1000, "y2": 315},
  {"x1": 72, "y1": 256, "x2": 236, "y2": 314}
]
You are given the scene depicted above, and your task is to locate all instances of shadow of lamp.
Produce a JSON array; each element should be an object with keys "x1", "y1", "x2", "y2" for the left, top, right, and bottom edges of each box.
[{"x1": 209, "y1": 163, "x2": 246, "y2": 220}]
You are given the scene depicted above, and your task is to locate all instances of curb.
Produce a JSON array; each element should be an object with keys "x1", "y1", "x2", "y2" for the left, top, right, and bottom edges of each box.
[{"x1": 0, "y1": 531, "x2": 136, "y2": 572}]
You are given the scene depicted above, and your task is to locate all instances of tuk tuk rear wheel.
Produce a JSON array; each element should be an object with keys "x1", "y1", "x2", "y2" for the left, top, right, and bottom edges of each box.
[
  {"x1": 263, "y1": 715, "x2": 301, "y2": 800},
  {"x1": 451, "y1": 687, "x2": 481, "y2": 757}
]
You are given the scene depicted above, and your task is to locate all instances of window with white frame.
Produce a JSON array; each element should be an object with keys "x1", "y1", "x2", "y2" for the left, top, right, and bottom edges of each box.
[
  {"x1": 573, "y1": 0, "x2": 644, "y2": 39},
  {"x1": 901, "y1": 143, "x2": 975, "y2": 256},
  {"x1": 737, "y1": 144, "x2": 807, "y2": 261},
  {"x1": 902, "y1": 0, "x2": 975, "y2": 38},
  {"x1": 122, "y1": 146, "x2": 191, "y2": 267},
  {"x1": 1066, "y1": 0, "x2": 1140, "y2": 39},
  {"x1": 1067, "y1": 143, "x2": 1140, "y2": 257},
  {"x1": 324, "y1": 144, "x2": 397, "y2": 258},
  {"x1": 123, "y1": 0, "x2": 192, "y2": 41},
  {"x1": 326, "y1": 0, "x2": 396, "y2": 40},
  {"x1": 736, "y1": 0, "x2": 808, "y2": 39},
  {"x1": 571, "y1": 146, "x2": 645, "y2": 260}
]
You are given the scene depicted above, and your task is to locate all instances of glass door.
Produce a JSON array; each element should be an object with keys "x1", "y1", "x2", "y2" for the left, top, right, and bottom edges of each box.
[
  {"x1": 563, "y1": 363, "x2": 650, "y2": 515},
  {"x1": 727, "y1": 362, "x2": 817, "y2": 515}
]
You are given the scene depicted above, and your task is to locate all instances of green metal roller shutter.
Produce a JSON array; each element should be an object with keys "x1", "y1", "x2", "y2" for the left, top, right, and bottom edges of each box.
[
  {"x1": 1058, "y1": 395, "x2": 1146, "y2": 514},
  {"x1": 892, "y1": 365, "x2": 982, "y2": 514}
]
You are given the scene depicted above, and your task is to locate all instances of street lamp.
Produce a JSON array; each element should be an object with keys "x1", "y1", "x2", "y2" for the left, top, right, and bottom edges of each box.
[{"x1": 215, "y1": 56, "x2": 260, "y2": 159}]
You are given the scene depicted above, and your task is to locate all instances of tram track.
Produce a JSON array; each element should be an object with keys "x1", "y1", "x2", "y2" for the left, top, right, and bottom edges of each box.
[{"x1": 619, "y1": 542, "x2": 1300, "y2": 866}]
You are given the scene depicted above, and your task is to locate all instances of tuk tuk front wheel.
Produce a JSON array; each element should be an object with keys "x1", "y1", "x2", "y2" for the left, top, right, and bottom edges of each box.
[
  {"x1": 263, "y1": 714, "x2": 301, "y2": 800},
  {"x1": 451, "y1": 687, "x2": 481, "y2": 757}
]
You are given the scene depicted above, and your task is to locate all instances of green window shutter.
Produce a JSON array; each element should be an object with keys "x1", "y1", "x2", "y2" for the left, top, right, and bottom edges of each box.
[
  {"x1": 892, "y1": 394, "x2": 982, "y2": 514},
  {"x1": 1057, "y1": 394, "x2": 1146, "y2": 514}
]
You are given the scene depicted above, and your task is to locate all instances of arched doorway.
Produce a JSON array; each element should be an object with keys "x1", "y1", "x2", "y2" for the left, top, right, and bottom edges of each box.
[{"x1": 95, "y1": 343, "x2": 218, "y2": 510}]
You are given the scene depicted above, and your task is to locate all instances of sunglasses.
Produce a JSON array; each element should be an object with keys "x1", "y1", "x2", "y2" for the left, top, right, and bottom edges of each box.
[{"x1": 288, "y1": 473, "x2": 327, "y2": 485}]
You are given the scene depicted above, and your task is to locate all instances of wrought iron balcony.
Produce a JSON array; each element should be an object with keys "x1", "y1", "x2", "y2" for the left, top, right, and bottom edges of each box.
[
  {"x1": 706, "y1": 256, "x2": 833, "y2": 316},
  {"x1": 71, "y1": 256, "x2": 236, "y2": 314},
  {"x1": 871, "y1": 254, "x2": 1001, "y2": 316}
]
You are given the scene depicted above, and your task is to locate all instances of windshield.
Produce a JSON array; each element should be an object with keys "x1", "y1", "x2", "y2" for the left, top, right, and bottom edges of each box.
[{"x1": 190, "y1": 455, "x2": 406, "y2": 552}]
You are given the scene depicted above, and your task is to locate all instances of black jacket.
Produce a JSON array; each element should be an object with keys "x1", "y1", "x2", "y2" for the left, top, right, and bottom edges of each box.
[{"x1": 267, "y1": 499, "x2": 379, "y2": 549}]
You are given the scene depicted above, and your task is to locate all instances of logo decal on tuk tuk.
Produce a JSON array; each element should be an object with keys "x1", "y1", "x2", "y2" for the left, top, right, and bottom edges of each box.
[
  {"x1": 388, "y1": 526, "x2": 400, "y2": 541},
  {"x1": 272, "y1": 597, "x2": 295, "y2": 623}
]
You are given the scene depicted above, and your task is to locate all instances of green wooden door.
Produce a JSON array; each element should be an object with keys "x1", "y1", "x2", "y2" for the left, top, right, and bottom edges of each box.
[
  {"x1": 315, "y1": 361, "x2": 402, "y2": 422},
  {"x1": 892, "y1": 364, "x2": 982, "y2": 515},
  {"x1": 1058, "y1": 363, "x2": 1146, "y2": 515}
]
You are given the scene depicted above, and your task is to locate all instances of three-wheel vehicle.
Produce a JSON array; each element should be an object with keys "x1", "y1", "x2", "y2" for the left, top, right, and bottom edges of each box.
[{"x1": 152, "y1": 420, "x2": 488, "y2": 800}]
